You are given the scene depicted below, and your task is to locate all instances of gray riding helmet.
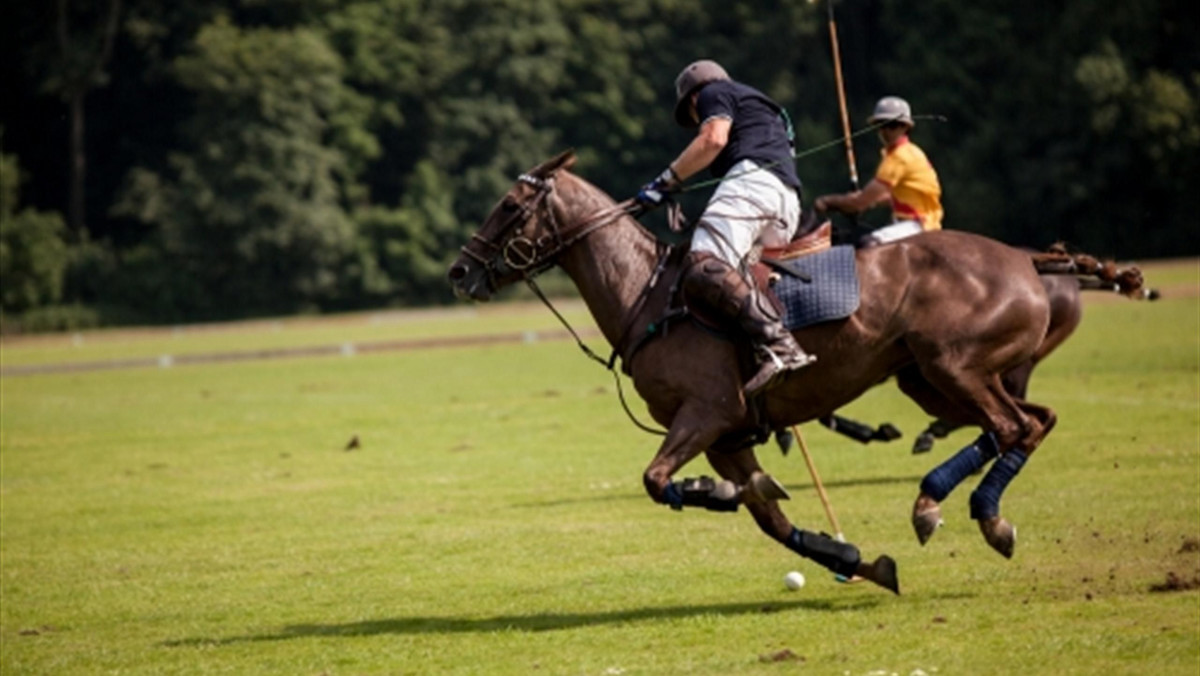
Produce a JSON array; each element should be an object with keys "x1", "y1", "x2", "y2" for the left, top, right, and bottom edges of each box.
[
  {"x1": 674, "y1": 60, "x2": 731, "y2": 127},
  {"x1": 868, "y1": 96, "x2": 915, "y2": 128}
]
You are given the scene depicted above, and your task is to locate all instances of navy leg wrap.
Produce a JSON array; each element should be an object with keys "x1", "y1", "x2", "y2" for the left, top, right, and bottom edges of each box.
[
  {"x1": 785, "y1": 528, "x2": 861, "y2": 578},
  {"x1": 919, "y1": 432, "x2": 1000, "y2": 501},
  {"x1": 969, "y1": 449, "x2": 1028, "y2": 520},
  {"x1": 662, "y1": 482, "x2": 684, "y2": 510}
]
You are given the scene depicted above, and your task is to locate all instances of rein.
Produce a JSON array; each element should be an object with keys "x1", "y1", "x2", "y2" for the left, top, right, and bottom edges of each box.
[
  {"x1": 468, "y1": 173, "x2": 669, "y2": 436},
  {"x1": 524, "y1": 278, "x2": 667, "y2": 437},
  {"x1": 679, "y1": 115, "x2": 948, "y2": 193}
]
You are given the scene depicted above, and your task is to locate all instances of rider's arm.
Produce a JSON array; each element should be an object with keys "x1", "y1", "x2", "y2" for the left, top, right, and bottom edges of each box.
[
  {"x1": 815, "y1": 178, "x2": 891, "y2": 214},
  {"x1": 669, "y1": 117, "x2": 731, "y2": 181}
]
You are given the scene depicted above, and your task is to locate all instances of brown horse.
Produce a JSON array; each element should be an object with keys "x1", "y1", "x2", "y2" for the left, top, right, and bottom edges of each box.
[
  {"x1": 447, "y1": 150, "x2": 1140, "y2": 593},
  {"x1": 896, "y1": 270, "x2": 1154, "y2": 453},
  {"x1": 906, "y1": 273, "x2": 1083, "y2": 453}
]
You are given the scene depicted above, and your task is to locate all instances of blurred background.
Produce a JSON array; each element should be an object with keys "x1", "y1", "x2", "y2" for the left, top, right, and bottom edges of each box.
[{"x1": 2, "y1": 0, "x2": 1196, "y2": 332}]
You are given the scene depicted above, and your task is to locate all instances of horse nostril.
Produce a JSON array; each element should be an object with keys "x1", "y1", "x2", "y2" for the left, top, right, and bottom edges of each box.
[{"x1": 448, "y1": 263, "x2": 468, "y2": 282}]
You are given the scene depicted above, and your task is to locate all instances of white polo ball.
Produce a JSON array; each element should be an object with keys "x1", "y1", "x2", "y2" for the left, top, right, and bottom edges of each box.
[{"x1": 784, "y1": 571, "x2": 806, "y2": 590}]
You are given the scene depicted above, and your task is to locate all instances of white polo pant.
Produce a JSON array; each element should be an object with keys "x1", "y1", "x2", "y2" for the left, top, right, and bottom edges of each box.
[
  {"x1": 862, "y1": 220, "x2": 924, "y2": 246},
  {"x1": 690, "y1": 159, "x2": 801, "y2": 268}
]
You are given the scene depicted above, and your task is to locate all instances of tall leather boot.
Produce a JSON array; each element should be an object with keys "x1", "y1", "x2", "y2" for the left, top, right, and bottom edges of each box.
[{"x1": 682, "y1": 253, "x2": 816, "y2": 396}]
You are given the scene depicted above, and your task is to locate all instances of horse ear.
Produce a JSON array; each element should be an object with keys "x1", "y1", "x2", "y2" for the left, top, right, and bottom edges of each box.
[{"x1": 531, "y1": 149, "x2": 577, "y2": 178}]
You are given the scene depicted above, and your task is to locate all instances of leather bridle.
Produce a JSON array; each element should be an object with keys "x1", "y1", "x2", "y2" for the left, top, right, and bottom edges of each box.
[{"x1": 458, "y1": 173, "x2": 637, "y2": 289}]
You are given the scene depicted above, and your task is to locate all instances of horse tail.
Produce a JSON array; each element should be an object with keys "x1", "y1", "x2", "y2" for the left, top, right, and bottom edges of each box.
[{"x1": 1029, "y1": 243, "x2": 1147, "y2": 299}]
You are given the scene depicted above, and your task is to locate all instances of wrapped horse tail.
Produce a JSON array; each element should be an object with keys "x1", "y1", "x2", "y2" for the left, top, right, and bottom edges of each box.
[{"x1": 1029, "y1": 243, "x2": 1146, "y2": 299}]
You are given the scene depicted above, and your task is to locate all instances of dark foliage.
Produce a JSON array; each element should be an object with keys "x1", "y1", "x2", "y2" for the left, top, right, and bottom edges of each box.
[{"x1": 1, "y1": 0, "x2": 1195, "y2": 327}]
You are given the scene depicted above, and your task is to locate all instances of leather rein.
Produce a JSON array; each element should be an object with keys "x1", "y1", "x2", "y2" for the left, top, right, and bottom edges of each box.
[{"x1": 458, "y1": 173, "x2": 669, "y2": 436}]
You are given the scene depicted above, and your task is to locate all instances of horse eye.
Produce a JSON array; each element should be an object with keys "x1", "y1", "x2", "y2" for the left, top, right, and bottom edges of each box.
[{"x1": 500, "y1": 199, "x2": 520, "y2": 213}]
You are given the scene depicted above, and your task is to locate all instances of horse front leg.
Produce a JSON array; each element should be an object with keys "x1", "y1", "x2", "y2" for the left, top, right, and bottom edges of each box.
[
  {"x1": 705, "y1": 447, "x2": 900, "y2": 595},
  {"x1": 642, "y1": 402, "x2": 790, "y2": 511}
]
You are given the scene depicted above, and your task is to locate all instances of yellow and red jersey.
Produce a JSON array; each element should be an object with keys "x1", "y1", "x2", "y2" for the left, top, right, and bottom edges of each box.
[{"x1": 874, "y1": 137, "x2": 943, "y2": 230}]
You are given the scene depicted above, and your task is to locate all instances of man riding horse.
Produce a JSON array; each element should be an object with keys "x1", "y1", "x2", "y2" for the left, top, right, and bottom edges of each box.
[
  {"x1": 447, "y1": 52, "x2": 1145, "y2": 591},
  {"x1": 636, "y1": 59, "x2": 815, "y2": 396},
  {"x1": 815, "y1": 96, "x2": 944, "y2": 247}
]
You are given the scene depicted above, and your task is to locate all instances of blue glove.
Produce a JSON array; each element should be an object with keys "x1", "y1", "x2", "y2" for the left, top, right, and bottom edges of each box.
[{"x1": 636, "y1": 167, "x2": 681, "y2": 209}]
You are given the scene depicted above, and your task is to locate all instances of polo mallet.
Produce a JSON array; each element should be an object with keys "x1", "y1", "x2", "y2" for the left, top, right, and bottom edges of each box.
[
  {"x1": 791, "y1": 424, "x2": 862, "y2": 583},
  {"x1": 791, "y1": 424, "x2": 844, "y2": 541},
  {"x1": 826, "y1": 0, "x2": 860, "y2": 194},
  {"x1": 824, "y1": 0, "x2": 870, "y2": 245}
]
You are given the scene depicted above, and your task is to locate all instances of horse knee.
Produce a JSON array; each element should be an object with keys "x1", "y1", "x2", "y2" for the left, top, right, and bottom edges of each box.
[{"x1": 642, "y1": 471, "x2": 668, "y2": 503}]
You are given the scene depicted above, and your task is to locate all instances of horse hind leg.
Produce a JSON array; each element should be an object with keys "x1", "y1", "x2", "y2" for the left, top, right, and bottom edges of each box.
[
  {"x1": 968, "y1": 398, "x2": 1056, "y2": 558},
  {"x1": 705, "y1": 447, "x2": 900, "y2": 594},
  {"x1": 913, "y1": 355, "x2": 1035, "y2": 455},
  {"x1": 961, "y1": 279, "x2": 1071, "y2": 546},
  {"x1": 898, "y1": 363, "x2": 1046, "y2": 555},
  {"x1": 913, "y1": 431, "x2": 1001, "y2": 544},
  {"x1": 915, "y1": 311, "x2": 1054, "y2": 456},
  {"x1": 896, "y1": 368, "x2": 991, "y2": 543}
]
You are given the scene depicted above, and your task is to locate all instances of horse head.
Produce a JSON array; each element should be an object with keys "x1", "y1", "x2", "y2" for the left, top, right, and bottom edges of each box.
[{"x1": 448, "y1": 150, "x2": 578, "y2": 301}]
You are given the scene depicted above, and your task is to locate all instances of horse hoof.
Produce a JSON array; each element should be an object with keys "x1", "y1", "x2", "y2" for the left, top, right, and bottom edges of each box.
[
  {"x1": 978, "y1": 516, "x2": 1016, "y2": 559},
  {"x1": 874, "y1": 423, "x2": 902, "y2": 442},
  {"x1": 775, "y1": 429, "x2": 794, "y2": 456},
  {"x1": 912, "y1": 495, "x2": 944, "y2": 545},
  {"x1": 855, "y1": 555, "x2": 900, "y2": 595},
  {"x1": 912, "y1": 431, "x2": 934, "y2": 454},
  {"x1": 743, "y1": 471, "x2": 791, "y2": 504}
]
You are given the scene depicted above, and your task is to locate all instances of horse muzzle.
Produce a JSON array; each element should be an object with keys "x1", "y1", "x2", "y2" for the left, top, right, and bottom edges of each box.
[{"x1": 447, "y1": 258, "x2": 493, "y2": 302}]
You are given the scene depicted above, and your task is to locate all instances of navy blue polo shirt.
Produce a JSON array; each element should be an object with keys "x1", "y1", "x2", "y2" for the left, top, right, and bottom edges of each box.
[{"x1": 694, "y1": 80, "x2": 802, "y2": 192}]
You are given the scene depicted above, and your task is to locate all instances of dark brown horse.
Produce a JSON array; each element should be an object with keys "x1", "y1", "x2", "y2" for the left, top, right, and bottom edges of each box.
[{"x1": 447, "y1": 151, "x2": 1141, "y2": 593}]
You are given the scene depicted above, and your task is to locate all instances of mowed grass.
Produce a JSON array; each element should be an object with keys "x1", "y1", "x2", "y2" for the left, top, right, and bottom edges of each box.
[{"x1": 1, "y1": 260, "x2": 1197, "y2": 675}]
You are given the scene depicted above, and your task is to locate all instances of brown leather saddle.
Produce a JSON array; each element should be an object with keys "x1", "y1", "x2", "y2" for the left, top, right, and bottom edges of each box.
[{"x1": 751, "y1": 220, "x2": 833, "y2": 303}]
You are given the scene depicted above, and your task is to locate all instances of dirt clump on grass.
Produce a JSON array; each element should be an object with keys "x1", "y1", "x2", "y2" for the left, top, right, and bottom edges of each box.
[
  {"x1": 759, "y1": 649, "x2": 803, "y2": 663},
  {"x1": 1148, "y1": 571, "x2": 1200, "y2": 593}
]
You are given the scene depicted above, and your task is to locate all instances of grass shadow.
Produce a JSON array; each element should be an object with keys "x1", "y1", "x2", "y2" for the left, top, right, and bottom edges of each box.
[
  {"x1": 788, "y1": 474, "x2": 924, "y2": 491},
  {"x1": 164, "y1": 597, "x2": 882, "y2": 647}
]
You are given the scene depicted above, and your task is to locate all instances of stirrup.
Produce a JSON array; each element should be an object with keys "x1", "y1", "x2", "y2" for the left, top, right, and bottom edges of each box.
[
  {"x1": 768, "y1": 345, "x2": 817, "y2": 371},
  {"x1": 758, "y1": 343, "x2": 816, "y2": 369},
  {"x1": 745, "y1": 349, "x2": 814, "y2": 396},
  {"x1": 787, "y1": 351, "x2": 818, "y2": 369}
]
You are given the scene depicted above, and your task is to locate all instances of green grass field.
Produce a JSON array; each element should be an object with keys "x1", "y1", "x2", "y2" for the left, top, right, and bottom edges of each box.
[{"x1": 2, "y1": 260, "x2": 1197, "y2": 675}]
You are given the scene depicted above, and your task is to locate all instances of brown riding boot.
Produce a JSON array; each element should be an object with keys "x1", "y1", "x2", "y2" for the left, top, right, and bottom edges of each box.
[{"x1": 682, "y1": 253, "x2": 816, "y2": 396}]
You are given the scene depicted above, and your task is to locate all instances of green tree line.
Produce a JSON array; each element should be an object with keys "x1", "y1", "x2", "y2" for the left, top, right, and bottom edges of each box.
[{"x1": 1, "y1": 0, "x2": 1195, "y2": 330}]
